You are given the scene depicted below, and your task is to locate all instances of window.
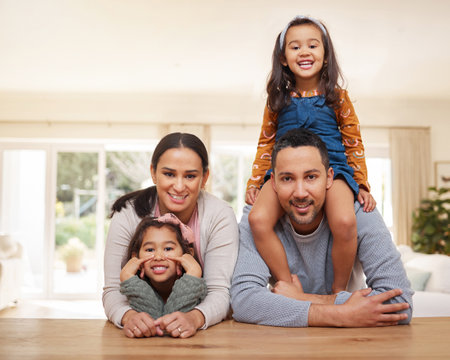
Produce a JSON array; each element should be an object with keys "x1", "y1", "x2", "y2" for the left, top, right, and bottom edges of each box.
[
  {"x1": 210, "y1": 144, "x2": 255, "y2": 220},
  {"x1": 0, "y1": 141, "x2": 156, "y2": 300}
]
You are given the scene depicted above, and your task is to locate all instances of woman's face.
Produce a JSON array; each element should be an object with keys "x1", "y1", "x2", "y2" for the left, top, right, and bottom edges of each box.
[{"x1": 151, "y1": 147, "x2": 209, "y2": 223}]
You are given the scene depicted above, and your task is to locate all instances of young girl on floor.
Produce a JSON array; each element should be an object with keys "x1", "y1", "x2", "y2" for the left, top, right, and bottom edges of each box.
[
  {"x1": 246, "y1": 15, "x2": 376, "y2": 293},
  {"x1": 120, "y1": 213, "x2": 207, "y2": 336}
]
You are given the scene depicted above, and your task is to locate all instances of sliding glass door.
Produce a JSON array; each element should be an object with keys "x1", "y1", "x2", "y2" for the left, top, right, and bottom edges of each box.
[
  {"x1": 53, "y1": 149, "x2": 104, "y2": 297},
  {"x1": 0, "y1": 147, "x2": 48, "y2": 296}
]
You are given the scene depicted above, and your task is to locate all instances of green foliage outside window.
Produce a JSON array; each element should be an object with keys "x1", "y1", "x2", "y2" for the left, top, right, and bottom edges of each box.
[{"x1": 411, "y1": 187, "x2": 450, "y2": 255}]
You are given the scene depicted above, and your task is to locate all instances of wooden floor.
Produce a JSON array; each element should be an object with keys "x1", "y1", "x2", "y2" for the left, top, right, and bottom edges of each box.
[
  {"x1": 0, "y1": 299, "x2": 106, "y2": 319},
  {"x1": 1, "y1": 317, "x2": 450, "y2": 359}
]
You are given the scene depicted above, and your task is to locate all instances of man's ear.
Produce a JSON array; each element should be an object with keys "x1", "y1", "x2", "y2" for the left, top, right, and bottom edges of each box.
[
  {"x1": 270, "y1": 172, "x2": 277, "y2": 194},
  {"x1": 326, "y1": 167, "x2": 334, "y2": 190}
]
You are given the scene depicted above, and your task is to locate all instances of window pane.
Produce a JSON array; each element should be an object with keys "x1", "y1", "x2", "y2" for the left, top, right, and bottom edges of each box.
[
  {"x1": 367, "y1": 157, "x2": 393, "y2": 230},
  {"x1": 54, "y1": 152, "x2": 98, "y2": 294},
  {"x1": 211, "y1": 146, "x2": 254, "y2": 219},
  {"x1": 105, "y1": 151, "x2": 152, "y2": 218},
  {"x1": 1, "y1": 150, "x2": 46, "y2": 296}
]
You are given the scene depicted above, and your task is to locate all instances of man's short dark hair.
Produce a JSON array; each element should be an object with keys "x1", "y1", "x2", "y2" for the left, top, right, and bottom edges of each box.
[{"x1": 271, "y1": 129, "x2": 330, "y2": 170}]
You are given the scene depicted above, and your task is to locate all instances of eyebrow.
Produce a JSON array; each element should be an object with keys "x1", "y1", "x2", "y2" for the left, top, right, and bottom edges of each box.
[
  {"x1": 160, "y1": 166, "x2": 200, "y2": 174},
  {"x1": 277, "y1": 169, "x2": 321, "y2": 176},
  {"x1": 287, "y1": 38, "x2": 321, "y2": 46},
  {"x1": 142, "y1": 239, "x2": 178, "y2": 247}
]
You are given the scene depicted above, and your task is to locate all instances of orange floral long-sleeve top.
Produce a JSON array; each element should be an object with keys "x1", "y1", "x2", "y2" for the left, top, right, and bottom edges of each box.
[{"x1": 247, "y1": 89, "x2": 370, "y2": 192}]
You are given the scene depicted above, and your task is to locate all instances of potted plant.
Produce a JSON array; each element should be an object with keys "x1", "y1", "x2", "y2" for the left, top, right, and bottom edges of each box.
[
  {"x1": 59, "y1": 237, "x2": 87, "y2": 272},
  {"x1": 411, "y1": 187, "x2": 450, "y2": 255}
]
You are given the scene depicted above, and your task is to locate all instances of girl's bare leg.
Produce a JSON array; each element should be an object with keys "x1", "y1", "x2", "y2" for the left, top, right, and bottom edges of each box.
[
  {"x1": 249, "y1": 180, "x2": 291, "y2": 282},
  {"x1": 325, "y1": 179, "x2": 357, "y2": 293}
]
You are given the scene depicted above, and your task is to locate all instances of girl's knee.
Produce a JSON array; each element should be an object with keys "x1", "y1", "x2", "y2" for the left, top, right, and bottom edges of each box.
[
  {"x1": 249, "y1": 207, "x2": 272, "y2": 229},
  {"x1": 332, "y1": 213, "x2": 357, "y2": 239}
]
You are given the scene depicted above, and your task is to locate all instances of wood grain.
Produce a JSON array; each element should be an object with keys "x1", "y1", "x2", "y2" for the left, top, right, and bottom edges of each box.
[{"x1": 1, "y1": 317, "x2": 449, "y2": 359}]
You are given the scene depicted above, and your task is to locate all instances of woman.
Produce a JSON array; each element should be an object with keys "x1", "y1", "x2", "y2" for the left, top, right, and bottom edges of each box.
[{"x1": 103, "y1": 132, "x2": 239, "y2": 338}]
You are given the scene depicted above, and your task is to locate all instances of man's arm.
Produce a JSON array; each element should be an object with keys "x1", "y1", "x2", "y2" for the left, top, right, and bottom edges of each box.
[
  {"x1": 230, "y1": 206, "x2": 313, "y2": 327},
  {"x1": 333, "y1": 205, "x2": 414, "y2": 324},
  {"x1": 231, "y1": 206, "x2": 413, "y2": 328},
  {"x1": 309, "y1": 288, "x2": 409, "y2": 327},
  {"x1": 272, "y1": 274, "x2": 409, "y2": 327}
]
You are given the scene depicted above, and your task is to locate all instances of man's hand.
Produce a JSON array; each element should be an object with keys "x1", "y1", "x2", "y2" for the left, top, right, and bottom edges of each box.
[
  {"x1": 309, "y1": 288, "x2": 410, "y2": 327},
  {"x1": 340, "y1": 288, "x2": 410, "y2": 327},
  {"x1": 273, "y1": 274, "x2": 337, "y2": 304},
  {"x1": 272, "y1": 274, "x2": 304, "y2": 300}
]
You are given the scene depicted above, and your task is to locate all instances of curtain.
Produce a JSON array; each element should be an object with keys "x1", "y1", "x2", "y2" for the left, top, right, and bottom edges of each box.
[{"x1": 390, "y1": 128, "x2": 430, "y2": 246}]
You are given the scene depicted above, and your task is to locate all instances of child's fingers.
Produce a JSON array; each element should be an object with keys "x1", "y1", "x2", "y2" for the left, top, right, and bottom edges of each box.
[
  {"x1": 141, "y1": 255, "x2": 155, "y2": 264},
  {"x1": 166, "y1": 255, "x2": 182, "y2": 261}
]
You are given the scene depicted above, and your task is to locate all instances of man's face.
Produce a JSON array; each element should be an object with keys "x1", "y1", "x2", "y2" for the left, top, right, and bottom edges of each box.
[{"x1": 271, "y1": 145, "x2": 333, "y2": 235}]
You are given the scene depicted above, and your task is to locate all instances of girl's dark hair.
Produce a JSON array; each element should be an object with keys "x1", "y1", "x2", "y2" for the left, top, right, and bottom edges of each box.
[
  {"x1": 125, "y1": 217, "x2": 192, "y2": 263},
  {"x1": 267, "y1": 17, "x2": 344, "y2": 113},
  {"x1": 110, "y1": 132, "x2": 209, "y2": 218}
]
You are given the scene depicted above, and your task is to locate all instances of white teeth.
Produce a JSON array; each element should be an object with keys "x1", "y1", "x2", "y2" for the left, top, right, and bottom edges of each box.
[
  {"x1": 171, "y1": 194, "x2": 185, "y2": 200},
  {"x1": 152, "y1": 266, "x2": 166, "y2": 271}
]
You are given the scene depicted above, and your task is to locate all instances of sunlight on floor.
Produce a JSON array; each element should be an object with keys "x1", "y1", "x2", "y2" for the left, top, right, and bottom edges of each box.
[{"x1": 0, "y1": 299, "x2": 106, "y2": 319}]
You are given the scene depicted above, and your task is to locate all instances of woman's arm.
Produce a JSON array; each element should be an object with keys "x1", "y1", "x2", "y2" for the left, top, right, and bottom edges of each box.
[
  {"x1": 195, "y1": 194, "x2": 239, "y2": 329},
  {"x1": 102, "y1": 205, "x2": 140, "y2": 327}
]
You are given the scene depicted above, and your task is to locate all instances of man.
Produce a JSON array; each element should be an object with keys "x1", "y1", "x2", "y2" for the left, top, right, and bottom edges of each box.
[{"x1": 231, "y1": 128, "x2": 413, "y2": 327}]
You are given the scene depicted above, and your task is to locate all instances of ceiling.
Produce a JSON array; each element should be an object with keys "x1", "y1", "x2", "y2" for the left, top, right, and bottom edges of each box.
[{"x1": 1, "y1": 0, "x2": 449, "y2": 100}]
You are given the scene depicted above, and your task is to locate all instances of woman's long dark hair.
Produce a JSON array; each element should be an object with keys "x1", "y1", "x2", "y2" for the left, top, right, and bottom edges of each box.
[
  {"x1": 267, "y1": 17, "x2": 344, "y2": 113},
  {"x1": 110, "y1": 132, "x2": 209, "y2": 218}
]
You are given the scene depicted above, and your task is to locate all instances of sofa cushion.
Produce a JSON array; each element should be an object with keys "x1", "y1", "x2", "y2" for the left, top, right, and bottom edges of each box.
[
  {"x1": 0, "y1": 234, "x2": 19, "y2": 260},
  {"x1": 405, "y1": 254, "x2": 450, "y2": 293},
  {"x1": 404, "y1": 266, "x2": 431, "y2": 291}
]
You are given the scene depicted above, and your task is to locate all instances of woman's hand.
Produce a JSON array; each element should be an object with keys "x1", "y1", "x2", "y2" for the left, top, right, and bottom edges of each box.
[
  {"x1": 155, "y1": 309, "x2": 205, "y2": 339},
  {"x1": 121, "y1": 309, "x2": 163, "y2": 338},
  {"x1": 245, "y1": 187, "x2": 260, "y2": 205},
  {"x1": 120, "y1": 255, "x2": 154, "y2": 282},
  {"x1": 167, "y1": 254, "x2": 202, "y2": 278},
  {"x1": 357, "y1": 189, "x2": 376, "y2": 212}
]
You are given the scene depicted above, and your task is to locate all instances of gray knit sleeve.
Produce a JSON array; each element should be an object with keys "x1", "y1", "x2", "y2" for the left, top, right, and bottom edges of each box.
[
  {"x1": 335, "y1": 205, "x2": 414, "y2": 324},
  {"x1": 230, "y1": 205, "x2": 311, "y2": 327},
  {"x1": 164, "y1": 274, "x2": 207, "y2": 315},
  {"x1": 120, "y1": 275, "x2": 164, "y2": 319}
]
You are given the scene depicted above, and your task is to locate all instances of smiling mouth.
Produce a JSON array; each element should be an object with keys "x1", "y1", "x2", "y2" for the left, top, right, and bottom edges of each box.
[
  {"x1": 290, "y1": 200, "x2": 313, "y2": 210},
  {"x1": 298, "y1": 61, "x2": 313, "y2": 69},
  {"x1": 151, "y1": 265, "x2": 168, "y2": 274},
  {"x1": 169, "y1": 193, "x2": 187, "y2": 201}
]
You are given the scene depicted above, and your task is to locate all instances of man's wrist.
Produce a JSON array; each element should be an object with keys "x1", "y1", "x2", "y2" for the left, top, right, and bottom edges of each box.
[
  {"x1": 300, "y1": 293, "x2": 337, "y2": 305},
  {"x1": 308, "y1": 304, "x2": 345, "y2": 327}
]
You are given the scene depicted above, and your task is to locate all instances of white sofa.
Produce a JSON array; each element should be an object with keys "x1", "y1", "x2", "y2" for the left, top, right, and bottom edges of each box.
[
  {"x1": 397, "y1": 245, "x2": 450, "y2": 317},
  {"x1": 0, "y1": 234, "x2": 23, "y2": 311}
]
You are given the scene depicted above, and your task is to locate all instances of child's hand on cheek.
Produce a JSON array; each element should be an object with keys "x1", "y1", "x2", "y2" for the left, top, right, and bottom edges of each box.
[
  {"x1": 120, "y1": 255, "x2": 154, "y2": 282},
  {"x1": 167, "y1": 254, "x2": 202, "y2": 278}
]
